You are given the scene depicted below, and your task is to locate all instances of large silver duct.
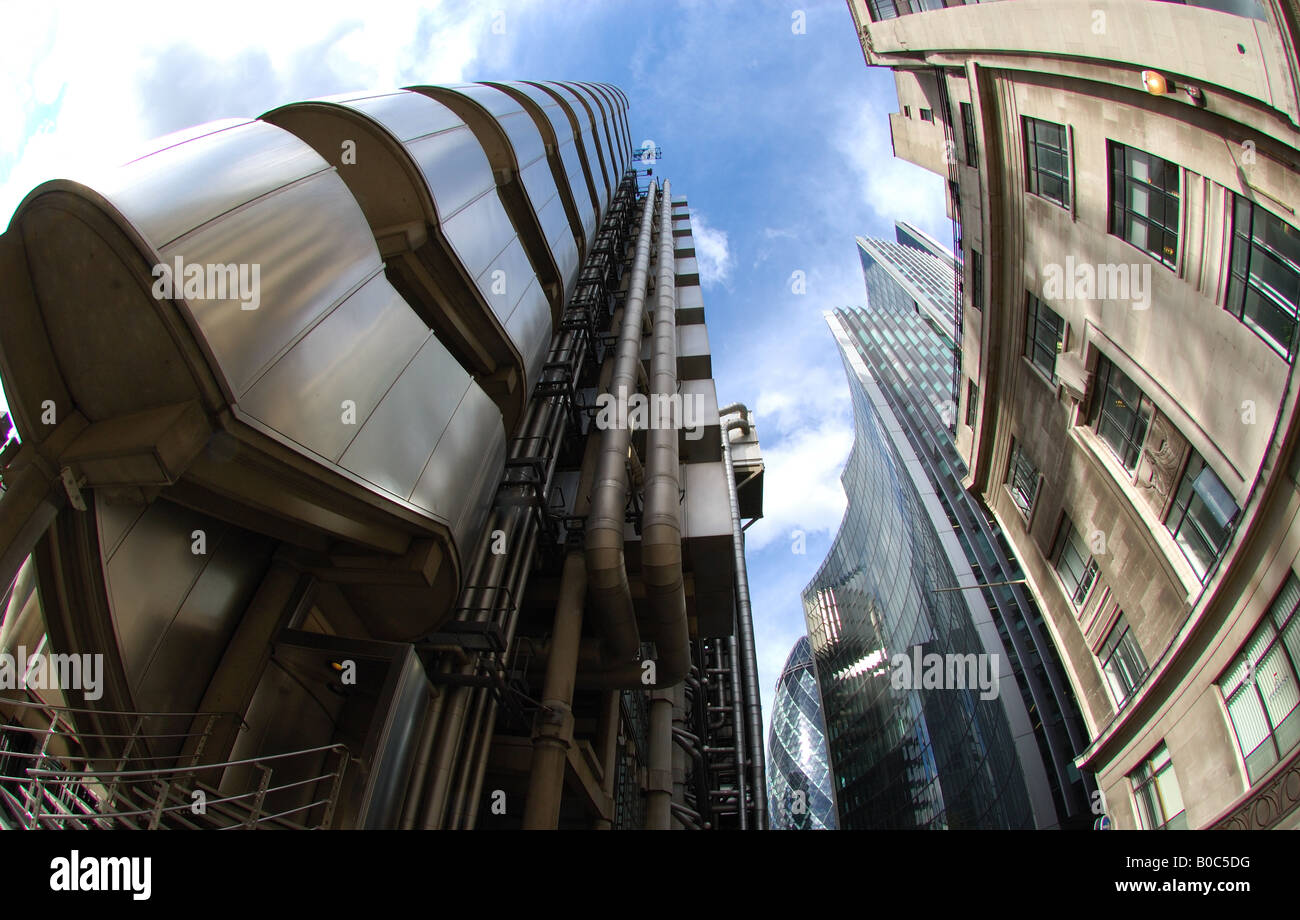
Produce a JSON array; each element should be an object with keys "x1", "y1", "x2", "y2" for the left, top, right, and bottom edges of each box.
[
  {"x1": 584, "y1": 180, "x2": 658, "y2": 666},
  {"x1": 719, "y1": 403, "x2": 768, "y2": 830},
  {"x1": 639, "y1": 180, "x2": 691, "y2": 688}
]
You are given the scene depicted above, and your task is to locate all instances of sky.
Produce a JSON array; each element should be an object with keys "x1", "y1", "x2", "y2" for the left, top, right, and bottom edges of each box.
[{"x1": 0, "y1": 0, "x2": 950, "y2": 751}]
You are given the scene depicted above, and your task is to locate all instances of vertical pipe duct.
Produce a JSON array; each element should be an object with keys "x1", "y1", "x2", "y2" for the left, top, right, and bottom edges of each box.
[
  {"x1": 728, "y1": 635, "x2": 749, "y2": 830},
  {"x1": 640, "y1": 180, "x2": 690, "y2": 687},
  {"x1": 522, "y1": 551, "x2": 586, "y2": 828},
  {"x1": 584, "y1": 181, "x2": 658, "y2": 664},
  {"x1": 719, "y1": 405, "x2": 768, "y2": 830}
]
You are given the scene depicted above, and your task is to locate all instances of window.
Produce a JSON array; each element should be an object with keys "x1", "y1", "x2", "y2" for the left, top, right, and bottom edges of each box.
[
  {"x1": 1226, "y1": 193, "x2": 1300, "y2": 361},
  {"x1": 1165, "y1": 449, "x2": 1238, "y2": 581},
  {"x1": 1023, "y1": 117, "x2": 1070, "y2": 208},
  {"x1": 903, "y1": 105, "x2": 912, "y2": 119},
  {"x1": 970, "y1": 249, "x2": 983, "y2": 312},
  {"x1": 1129, "y1": 743, "x2": 1187, "y2": 830},
  {"x1": 1099, "y1": 615, "x2": 1149, "y2": 706},
  {"x1": 1005, "y1": 438, "x2": 1040, "y2": 517},
  {"x1": 1219, "y1": 574, "x2": 1300, "y2": 784},
  {"x1": 919, "y1": 108, "x2": 934, "y2": 123},
  {"x1": 961, "y1": 101, "x2": 978, "y2": 168},
  {"x1": 1089, "y1": 354, "x2": 1154, "y2": 474},
  {"x1": 1109, "y1": 142, "x2": 1180, "y2": 268},
  {"x1": 965, "y1": 379, "x2": 978, "y2": 427},
  {"x1": 1023, "y1": 294, "x2": 1064, "y2": 379},
  {"x1": 1051, "y1": 516, "x2": 1098, "y2": 608},
  {"x1": 865, "y1": 0, "x2": 906, "y2": 21}
]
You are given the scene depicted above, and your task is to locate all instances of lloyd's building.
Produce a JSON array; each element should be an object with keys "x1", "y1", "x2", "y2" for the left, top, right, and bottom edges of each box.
[{"x1": 0, "y1": 81, "x2": 768, "y2": 830}]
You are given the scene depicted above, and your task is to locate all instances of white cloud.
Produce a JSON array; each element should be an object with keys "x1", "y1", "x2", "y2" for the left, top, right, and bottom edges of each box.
[
  {"x1": 831, "y1": 92, "x2": 951, "y2": 247},
  {"x1": 0, "y1": 1, "x2": 522, "y2": 227},
  {"x1": 687, "y1": 210, "x2": 733, "y2": 289}
]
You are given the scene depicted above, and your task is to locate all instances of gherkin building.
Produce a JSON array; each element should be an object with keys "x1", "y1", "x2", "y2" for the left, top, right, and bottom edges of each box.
[{"x1": 766, "y1": 637, "x2": 837, "y2": 829}]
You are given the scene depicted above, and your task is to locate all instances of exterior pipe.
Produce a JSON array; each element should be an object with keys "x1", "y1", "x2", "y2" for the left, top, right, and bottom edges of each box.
[
  {"x1": 584, "y1": 180, "x2": 658, "y2": 666},
  {"x1": 522, "y1": 551, "x2": 586, "y2": 829},
  {"x1": 639, "y1": 179, "x2": 691, "y2": 689},
  {"x1": 397, "y1": 687, "x2": 444, "y2": 829},
  {"x1": 645, "y1": 688, "x2": 673, "y2": 829},
  {"x1": 720, "y1": 405, "x2": 768, "y2": 829},
  {"x1": 728, "y1": 635, "x2": 749, "y2": 830}
]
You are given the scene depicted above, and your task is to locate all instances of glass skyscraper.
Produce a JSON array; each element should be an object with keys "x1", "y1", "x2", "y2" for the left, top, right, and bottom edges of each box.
[
  {"x1": 799, "y1": 225, "x2": 1093, "y2": 829},
  {"x1": 766, "y1": 637, "x2": 837, "y2": 830}
]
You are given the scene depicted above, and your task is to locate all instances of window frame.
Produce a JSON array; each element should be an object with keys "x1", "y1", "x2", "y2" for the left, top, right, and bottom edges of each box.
[
  {"x1": 1089, "y1": 354, "x2": 1154, "y2": 476},
  {"x1": 1225, "y1": 192, "x2": 1300, "y2": 362},
  {"x1": 919, "y1": 108, "x2": 934, "y2": 123},
  {"x1": 965, "y1": 379, "x2": 978, "y2": 428},
  {"x1": 1129, "y1": 743, "x2": 1188, "y2": 830},
  {"x1": 1005, "y1": 437, "x2": 1040, "y2": 519},
  {"x1": 1023, "y1": 116, "x2": 1071, "y2": 209},
  {"x1": 1108, "y1": 141, "x2": 1181, "y2": 269},
  {"x1": 1051, "y1": 515, "x2": 1099, "y2": 608},
  {"x1": 1023, "y1": 293, "x2": 1064, "y2": 381},
  {"x1": 1218, "y1": 573, "x2": 1300, "y2": 785},
  {"x1": 971, "y1": 249, "x2": 984, "y2": 312},
  {"x1": 961, "y1": 101, "x2": 978, "y2": 168},
  {"x1": 1099, "y1": 615, "x2": 1150, "y2": 708},
  {"x1": 1164, "y1": 449, "x2": 1238, "y2": 583}
]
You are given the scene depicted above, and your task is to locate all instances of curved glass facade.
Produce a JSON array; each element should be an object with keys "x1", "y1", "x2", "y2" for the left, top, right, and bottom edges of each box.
[
  {"x1": 766, "y1": 637, "x2": 837, "y2": 830},
  {"x1": 801, "y1": 307, "x2": 1035, "y2": 829}
]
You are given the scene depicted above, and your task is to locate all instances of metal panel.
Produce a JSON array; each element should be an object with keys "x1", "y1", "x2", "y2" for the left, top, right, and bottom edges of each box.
[
  {"x1": 507, "y1": 81, "x2": 601, "y2": 228},
  {"x1": 588, "y1": 82, "x2": 631, "y2": 173},
  {"x1": 101, "y1": 496, "x2": 272, "y2": 715},
  {"x1": 584, "y1": 83, "x2": 629, "y2": 169},
  {"x1": 680, "y1": 378, "x2": 721, "y2": 464},
  {"x1": 405, "y1": 124, "x2": 497, "y2": 218},
  {"x1": 546, "y1": 83, "x2": 611, "y2": 213},
  {"x1": 98, "y1": 120, "x2": 328, "y2": 249},
  {"x1": 678, "y1": 323, "x2": 712, "y2": 381},
  {"x1": 157, "y1": 168, "x2": 381, "y2": 398},
  {"x1": 444, "y1": 83, "x2": 580, "y2": 298},
  {"x1": 329, "y1": 90, "x2": 464, "y2": 140},
  {"x1": 240, "y1": 276, "x2": 430, "y2": 464},
  {"x1": 339, "y1": 333, "x2": 473, "y2": 504},
  {"x1": 326, "y1": 96, "x2": 554, "y2": 398},
  {"x1": 523, "y1": 158, "x2": 580, "y2": 297},
  {"x1": 410, "y1": 383, "x2": 507, "y2": 550},
  {"x1": 565, "y1": 83, "x2": 619, "y2": 199},
  {"x1": 439, "y1": 192, "x2": 523, "y2": 282},
  {"x1": 132, "y1": 521, "x2": 272, "y2": 716},
  {"x1": 506, "y1": 275, "x2": 552, "y2": 386}
]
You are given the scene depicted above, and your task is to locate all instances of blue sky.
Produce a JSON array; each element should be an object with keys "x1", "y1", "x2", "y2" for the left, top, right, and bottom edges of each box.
[{"x1": 0, "y1": 0, "x2": 950, "y2": 737}]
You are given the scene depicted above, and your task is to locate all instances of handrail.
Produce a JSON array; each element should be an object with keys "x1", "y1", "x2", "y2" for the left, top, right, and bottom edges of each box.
[
  {"x1": 26, "y1": 743, "x2": 348, "y2": 780},
  {"x1": 0, "y1": 697, "x2": 243, "y2": 720}
]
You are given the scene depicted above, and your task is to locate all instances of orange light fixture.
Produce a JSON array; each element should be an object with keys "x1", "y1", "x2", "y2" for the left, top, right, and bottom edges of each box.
[{"x1": 1142, "y1": 70, "x2": 1169, "y2": 95}]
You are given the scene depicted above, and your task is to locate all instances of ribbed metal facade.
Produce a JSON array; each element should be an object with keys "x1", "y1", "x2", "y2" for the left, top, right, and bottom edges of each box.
[{"x1": 0, "y1": 81, "x2": 766, "y2": 830}]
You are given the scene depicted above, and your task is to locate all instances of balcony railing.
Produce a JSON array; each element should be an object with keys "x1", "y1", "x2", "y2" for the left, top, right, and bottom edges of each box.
[{"x1": 0, "y1": 697, "x2": 349, "y2": 830}]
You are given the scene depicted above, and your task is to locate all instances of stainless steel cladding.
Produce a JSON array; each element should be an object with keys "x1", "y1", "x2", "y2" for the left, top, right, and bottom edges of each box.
[
  {"x1": 262, "y1": 90, "x2": 554, "y2": 429},
  {"x1": 97, "y1": 495, "x2": 273, "y2": 728},
  {"x1": 558, "y1": 83, "x2": 618, "y2": 205},
  {"x1": 1, "y1": 117, "x2": 508, "y2": 625},
  {"x1": 419, "y1": 83, "x2": 583, "y2": 304},
  {"x1": 492, "y1": 82, "x2": 602, "y2": 246}
]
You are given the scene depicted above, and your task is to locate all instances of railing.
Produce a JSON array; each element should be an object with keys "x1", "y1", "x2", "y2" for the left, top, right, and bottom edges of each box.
[{"x1": 0, "y1": 697, "x2": 349, "y2": 830}]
